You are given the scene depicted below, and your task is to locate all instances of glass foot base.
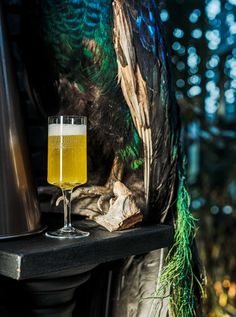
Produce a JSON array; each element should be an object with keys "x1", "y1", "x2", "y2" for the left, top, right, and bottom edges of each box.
[{"x1": 45, "y1": 226, "x2": 90, "y2": 239}]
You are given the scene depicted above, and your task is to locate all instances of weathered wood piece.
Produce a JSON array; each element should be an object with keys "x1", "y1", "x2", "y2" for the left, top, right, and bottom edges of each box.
[{"x1": 95, "y1": 181, "x2": 143, "y2": 232}]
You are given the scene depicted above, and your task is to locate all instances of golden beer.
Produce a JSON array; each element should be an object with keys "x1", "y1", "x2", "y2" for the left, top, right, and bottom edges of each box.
[{"x1": 47, "y1": 124, "x2": 87, "y2": 189}]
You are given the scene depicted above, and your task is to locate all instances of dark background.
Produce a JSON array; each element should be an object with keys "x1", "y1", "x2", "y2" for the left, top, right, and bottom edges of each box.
[{"x1": 4, "y1": 0, "x2": 236, "y2": 316}]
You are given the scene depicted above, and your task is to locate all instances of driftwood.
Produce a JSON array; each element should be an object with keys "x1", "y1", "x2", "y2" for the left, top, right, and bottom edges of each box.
[{"x1": 94, "y1": 181, "x2": 143, "y2": 232}]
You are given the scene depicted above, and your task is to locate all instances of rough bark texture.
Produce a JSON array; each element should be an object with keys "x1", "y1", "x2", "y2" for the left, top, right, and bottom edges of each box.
[{"x1": 94, "y1": 181, "x2": 143, "y2": 232}]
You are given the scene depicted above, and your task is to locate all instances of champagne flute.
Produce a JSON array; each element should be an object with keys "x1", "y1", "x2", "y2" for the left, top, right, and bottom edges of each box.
[{"x1": 46, "y1": 115, "x2": 90, "y2": 238}]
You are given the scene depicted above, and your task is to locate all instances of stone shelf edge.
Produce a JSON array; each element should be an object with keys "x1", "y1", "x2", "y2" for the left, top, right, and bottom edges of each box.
[{"x1": 0, "y1": 217, "x2": 173, "y2": 280}]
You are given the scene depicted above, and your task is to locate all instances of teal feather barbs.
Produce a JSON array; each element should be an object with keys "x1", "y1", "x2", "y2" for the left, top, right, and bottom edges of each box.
[
  {"x1": 155, "y1": 169, "x2": 202, "y2": 317},
  {"x1": 118, "y1": 110, "x2": 144, "y2": 170},
  {"x1": 43, "y1": 0, "x2": 118, "y2": 89},
  {"x1": 42, "y1": 0, "x2": 143, "y2": 169}
]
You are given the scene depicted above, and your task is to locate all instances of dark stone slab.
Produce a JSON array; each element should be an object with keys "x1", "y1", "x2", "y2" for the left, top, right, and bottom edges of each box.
[{"x1": 0, "y1": 215, "x2": 173, "y2": 280}]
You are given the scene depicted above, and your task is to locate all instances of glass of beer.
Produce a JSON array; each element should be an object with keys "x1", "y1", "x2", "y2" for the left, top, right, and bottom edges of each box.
[{"x1": 46, "y1": 115, "x2": 90, "y2": 239}]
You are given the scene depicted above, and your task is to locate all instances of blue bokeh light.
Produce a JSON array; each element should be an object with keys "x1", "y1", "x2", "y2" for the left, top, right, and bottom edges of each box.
[
  {"x1": 206, "y1": 0, "x2": 221, "y2": 20},
  {"x1": 176, "y1": 61, "x2": 185, "y2": 71},
  {"x1": 173, "y1": 28, "x2": 184, "y2": 38},
  {"x1": 206, "y1": 70, "x2": 215, "y2": 79},
  {"x1": 188, "y1": 86, "x2": 202, "y2": 97},
  {"x1": 189, "y1": 9, "x2": 201, "y2": 23},
  {"x1": 207, "y1": 55, "x2": 220, "y2": 68},
  {"x1": 160, "y1": 9, "x2": 169, "y2": 22},
  {"x1": 191, "y1": 29, "x2": 203, "y2": 39},
  {"x1": 176, "y1": 79, "x2": 185, "y2": 88},
  {"x1": 172, "y1": 41, "x2": 181, "y2": 51},
  {"x1": 228, "y1": 0, "x2": 236, "y2": 5},
  {"x1": 188, "y1": 75, "x2": 201, "y2": 85}
]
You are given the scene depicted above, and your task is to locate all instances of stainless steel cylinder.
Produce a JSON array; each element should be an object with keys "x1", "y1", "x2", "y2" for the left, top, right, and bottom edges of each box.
[{"x1": 0, "y1": 3, "x2": 42, "y2": 238}]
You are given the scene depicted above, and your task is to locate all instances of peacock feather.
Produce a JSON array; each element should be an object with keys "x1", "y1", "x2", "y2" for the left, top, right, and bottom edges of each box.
[
  {"x1": 23, "y1": 0, "x2": 204, "y2": 316},
  {"x1": 41, "y1": 0, "x2": 144, "y2": 170},
  {"x1": 43, "y1": 0, "x2": 117, "y2": 91}
]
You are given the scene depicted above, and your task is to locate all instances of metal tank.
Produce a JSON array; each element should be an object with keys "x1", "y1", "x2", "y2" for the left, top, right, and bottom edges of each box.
[{"x1": 0, "y1": 2, "x2": 42, "y2": 238}]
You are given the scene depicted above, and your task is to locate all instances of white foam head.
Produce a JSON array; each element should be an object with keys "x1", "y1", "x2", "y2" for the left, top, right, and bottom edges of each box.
[{"x1": 48, "y1": 124, "x2": 86, "y2": 136}]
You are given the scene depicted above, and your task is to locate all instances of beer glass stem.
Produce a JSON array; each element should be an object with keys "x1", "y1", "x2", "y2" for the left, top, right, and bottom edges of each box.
[{"x1": 62, "y1": 189, "x2": 72, "y2": 230}]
